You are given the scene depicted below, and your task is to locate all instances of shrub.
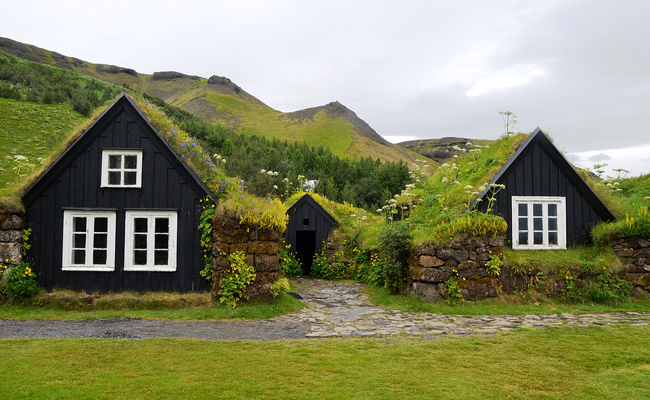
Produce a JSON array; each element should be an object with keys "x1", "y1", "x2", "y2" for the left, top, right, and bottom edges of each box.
[
  {"x1": 592, "y1": 206, "x2": 650, "y2": 245},
  {"x1": 198, "y1": 201, "x2": 215, "y2": 282},
  {"x1": 270, "y1": 278, "x2": 291, "y2": 298},
  {"x1": 377, "y1": 222, "x2": 412, "y2": 294},
  {"x1": 3, "y1": 262, "x2": 39, "y2": 299},
  {"x1": 444, "y1": 276, "x2": 463, "y2": 302},
  {"x1": 279, "y1": 243, "x2": 302, "y2": 277},
  {"x1": 218, "y1": 251, "x2": 256, "y2": 308},
  {"x1": 310, "y1": 248, "x2": 331, "y2": 279},
  {"x1": 583, "y1": 272, "x2": 630, "y2": 305}
]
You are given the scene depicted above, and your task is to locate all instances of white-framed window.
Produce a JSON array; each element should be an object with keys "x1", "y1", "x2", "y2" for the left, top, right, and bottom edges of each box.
[
  {"x1": 512, "y1": 196, "x2": 567, "y2": 250},
  {"x1": 62, "y1": 211, "x2": 116, "y2": 271},
  {"x1": 124, "y1": 211, "x2": 177, "y2": 272},
  {"x1": 101, "y1": 150, "x2": 142, "y2": 188}
]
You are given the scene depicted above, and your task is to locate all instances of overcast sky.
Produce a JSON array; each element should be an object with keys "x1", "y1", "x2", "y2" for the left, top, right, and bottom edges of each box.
[{"x1": 2, "y1": 0, "x2": 649, "y2": 176}]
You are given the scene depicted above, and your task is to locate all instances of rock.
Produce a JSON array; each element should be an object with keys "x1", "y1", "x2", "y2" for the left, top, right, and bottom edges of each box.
[
  {"x1": 620, "y1": 273, "x2": 650, "y2": 289},
  {"x1": 248, "y1": 241, "x2": 278, "y2": 255},
  {"x1": 488, "y1": 237, "x2": 505, "y2": 247},
  {"x1": 457, "y1": 261, "x2": 489, "y2": 279},
  {"x1": 419, "y1": 255, "x2": 445, "y2": 268},
  {"x1": 0, "y1": 230, "x2": 21, "y2": 242},
  {"x1": 451, "y1": 249, "x2": 469, "y2": 263},
  {"x1": 212, "y1": 243, "x2": 229, "y2": 257},
  {"x1": 257, "y1": 229, "x2": 280, "y2": 242},
  {"x1": 437, "y1": 248, "x2": 453, "y2": 259},
  {"x1": 229, "y1": 243, "x2": 248, "y2": 254},
  {"x1": 212, "y1": 255, "x2": 229, "y2": 271},
  {"x1": 621, "y1": 263, "x2": 645, "y2": 274},
  {"x1": 213, "y1": 229, "x2": 249, "y2": 244},
  {"x1": 95, "y1": 64, "x2": 138, "y2": 77},
  {"x1": 631, "y1": 285, "x2": 650, "y2": 299},
  {"x1": 412, "y1": 282, "x2": 444, "y2": 301},
  {"x1": 638, "y1": 238, "x2": 650, "y2": 248},
  {"x1": 419, "y1": 267, "x2": 451, "y2": 283},
  {"x1": 0, "y1": 214, "x2": 25, "y2": 231},
  {"x1": 636, "y1": 257, "x2": 648, "y2": 267},
  {"x1": 151, "y1": 71, "x2": 200, "y2": 81},
  {"x1": 617, "y1": 248, "x2": 635, "y2": 258},
  {"x1": 207, "y1": 75, "x2": 242, "y2": 93},
  {"x1": 469, "y1": 251, "x2": 478, "y2": 261},
  {"x1": 445, "y1": 258, "x2": 458, "y2": 268},
  {"x1": 460, "y1": 278, "x2": 497, "y2": 300},
  {"x1": 254, "y1": 254, "x2": 279, "y2": 272},
  {"x1": 415, "y1": 245, "x2": 437, "y2": 256},
  {"x1": 0, "y1": 243, "x2": 22, "y2": 264}
]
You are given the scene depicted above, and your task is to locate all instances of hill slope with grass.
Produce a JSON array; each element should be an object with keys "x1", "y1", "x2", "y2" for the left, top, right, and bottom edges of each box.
[
  {"x1": 0, "y1": 36, "x2": 422, "y2": 164},
  {"x1": 398, "y1": 137, "x2": 493, "y2": 164}
]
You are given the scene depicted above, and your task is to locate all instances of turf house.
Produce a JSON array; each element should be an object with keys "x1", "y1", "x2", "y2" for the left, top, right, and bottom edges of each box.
[
  {"x1": 286, "y1": 194, "x2": 338, "y2": 273},
  {"x1": 21, "y1": 94, "x2": 216, "y2": 292},
  {"x1": 471, "y1": 127, "x2": 615, "y2": 249}
]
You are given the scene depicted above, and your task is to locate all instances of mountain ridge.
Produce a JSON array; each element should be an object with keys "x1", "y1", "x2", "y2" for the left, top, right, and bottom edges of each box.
[{"x1": 0, "y1": 36, "x2": 422, "y2": 164}]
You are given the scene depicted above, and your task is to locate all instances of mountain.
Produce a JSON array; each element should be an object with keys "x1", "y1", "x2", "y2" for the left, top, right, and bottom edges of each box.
[
  {"x1": 0, "y1": 36, "x2": 421, "y2": 164},
  {"x1": 397, "y1": 137, "x2": 493, "y2": 164}
]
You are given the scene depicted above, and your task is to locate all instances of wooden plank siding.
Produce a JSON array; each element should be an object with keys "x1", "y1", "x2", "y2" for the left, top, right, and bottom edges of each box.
[
  {"x1": 23, "y1": 95, "x2": 213, "y2": 292},
  {"x1": 286, "y1": 195, "x2": 337, "y2": 257},
  {"x1": 475, "y1": 129, "x2": 615, "y2": 247}
]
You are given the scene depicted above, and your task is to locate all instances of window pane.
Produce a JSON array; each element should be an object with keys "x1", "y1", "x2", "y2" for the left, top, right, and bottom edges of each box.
[
  {"x1": 533, "y1": 204, "x2": 542, "y2": 216},
  {"x1": 518, "y1": 218, "x2": 528, "y2": 231},
  {"x1": 134, "y1": 218, "x2": 148, "y2": 233},
  {"x1": 549, "y1": 232, "x2": 558, "y2": 245},
  {"x1": 109, "y1": 171, "x2": 121, "y2": 185},
  {"x1": 109, "y1": 155, "x2": 121, "y2": 169},
  {"x1": 154, "y1": 250, "x2": 168, "y2": 265},
  {"x1": 73, "y1": 234, "x2": 86, "y2": 249},
  {"x1": 134, "y1": 234, "x2": 148, "y2": 249},
  {"x1": 534, "y1": 232, "x2": 543, "y2": 245},
  {"x1": 548, "y1": 203, "x2": 557, "y2": 216},
  {"x1": 155, "y1": 218, "x2": 169, "y2": 233},
  {"x1": 533, "y1": 218, "x2": 543, "y2": 231},
  {"x1": 155, "y1": 234, "x2": 168, "y2": 249},
  {"x1": 519, "y1": 232, "x2": 528, "y2": 245},
  {"x1": 134, "y1": 250, "x2": 147, "y2": 265},
  {"x1": 124, "y1": 155, "x2": 137, "y2": 169},
  {"x1": 124, "y1": 172, "x2": 137, "y2": 185},
  {"x1": 94, "y1": 233, "x2": 107, "y2": 249},
  {"x1": 548, "y1": 218, "x2": 557, "y2": 231},
  {"x1": 73, "y1": 217, "x2": 86, "y2": 232},
  {"x1": 94, "y1": 217, "x2": 108, "y2": 233},
  {"x1": 73, "y1": 249, "x2": 85, "y2": 264},
  {"x1": 518, "y1": 203, "x2": 527, "y2": 216},
  {"x1": 93, "y1": 250, "x2": 107, "y2": 265}
]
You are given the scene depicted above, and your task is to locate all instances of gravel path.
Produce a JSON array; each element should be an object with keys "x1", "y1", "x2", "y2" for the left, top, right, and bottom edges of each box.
[{"x1": 1, "y1": 277, "x2": 649, "y2": 340}]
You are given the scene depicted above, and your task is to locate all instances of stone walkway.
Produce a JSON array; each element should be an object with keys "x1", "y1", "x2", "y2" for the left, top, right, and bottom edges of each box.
[{"x1": 278, "y1": 278, "x2": 650, "y2": 338}]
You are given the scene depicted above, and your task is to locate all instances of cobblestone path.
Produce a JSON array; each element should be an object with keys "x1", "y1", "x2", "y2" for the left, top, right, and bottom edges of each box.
[{"x1": 276, "y1": 278, "x2": 650, "y2": 338}]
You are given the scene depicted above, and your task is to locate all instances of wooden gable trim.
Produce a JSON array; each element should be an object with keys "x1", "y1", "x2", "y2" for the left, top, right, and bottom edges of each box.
[
  {"x1": 22, "y1": 93, "x2": 216, "y2": 206},
  {"x1": 287, "y1": 194, "x2": 338, "y2": 226},
  {"x1": 470, "y1": 127, "x2": 615, "y2": 221}
]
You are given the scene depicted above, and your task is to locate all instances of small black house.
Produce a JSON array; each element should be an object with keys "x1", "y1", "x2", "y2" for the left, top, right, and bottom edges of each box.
[
  {"x1": 22, "y1": 94, "x2": 215, "y2": 292},
  {"x1": 286, "y1": 194, "x2": 337, "y2": 273},
  {"x1": 472, "y1": 128, "x2": 615, "y2": 249}
]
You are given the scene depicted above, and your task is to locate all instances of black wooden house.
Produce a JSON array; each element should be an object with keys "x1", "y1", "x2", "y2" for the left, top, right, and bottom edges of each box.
[
  {"x1": 286, "y1": 194, "x2": 337, "y2": 273},
  {"x1": 472, "y1": 128, "x2": 615, "y2": 249},
  {"x1": 22, "y1": 94, "x2": 215, "y2": 292}
]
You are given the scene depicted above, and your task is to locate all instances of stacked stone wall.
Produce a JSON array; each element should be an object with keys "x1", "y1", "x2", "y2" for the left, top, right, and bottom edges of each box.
[
  {"x1": 211, "y1": 214, "x2": 280, "y2": 300},
  {"x1": 410, "y1": 236, "x2": 504, "y2": 301},
  {"x1": 0, "y1": 213, "x2": 25, "y2": 269},
  {"x1": 610, "y1": 236, "x2": 650, "y2": 296}
]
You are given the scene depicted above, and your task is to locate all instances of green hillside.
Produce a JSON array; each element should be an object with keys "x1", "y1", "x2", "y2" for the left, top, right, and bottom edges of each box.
[
  {"x1": 0, "y1": 36, "x2": 422, "y2": 164},
  {"x1": 398, "y1": 137, "x2": 493, "y2": 164},
  {"x1": 0, "y1": 98, "x2": 87, "y2": 197}
]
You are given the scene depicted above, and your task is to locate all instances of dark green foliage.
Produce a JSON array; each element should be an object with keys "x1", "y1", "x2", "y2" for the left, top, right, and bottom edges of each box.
[
  {"x1": 0, "y1": 51, "x2": 119, "y2": 114},
  {"x1": 377, "y1": 222, "x2": 412, "y2": 294},
  {"x1": 583, "y1": 272, "x2": 630, "y2": 305},
  {"x1": 310, "y1": 248, "x2": 331, "y2": 280},
  {"x1": 3, "y1": 263, "x2": 39, "y2": 299},
  {"x1": 278, "y1": 243, "x2": 302, "y2": 277},
  {"x1": 142, "y1": 93, "x2": 411, "y2": 211}
]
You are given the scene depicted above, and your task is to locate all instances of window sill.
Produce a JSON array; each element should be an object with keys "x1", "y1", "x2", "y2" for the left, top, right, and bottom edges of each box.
[
  {"x1": 124, "y1": 266, "x2": 177, "y2": 272},
  {"x1": 62, "y1": 266, "x2": 116, "y2": 272}
]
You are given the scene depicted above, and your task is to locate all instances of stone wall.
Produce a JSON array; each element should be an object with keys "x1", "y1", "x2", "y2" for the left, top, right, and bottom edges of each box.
[
  {"x1": 410, "y1": 236, "x2": 504, "y2": 301},
  {"x1": 211, "y1": 214, "x2": 280, "y2": 300},
  {"x1": 610, "y1": 236, "x2": 650, "y2": 296},
  {"x1": 0, "y1": 213, "x2": 25, "y2": 268}
]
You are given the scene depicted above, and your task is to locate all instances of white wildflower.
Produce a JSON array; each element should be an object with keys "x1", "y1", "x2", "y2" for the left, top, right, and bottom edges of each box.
[
  {"x1": 261, "y1": 169, "x2": 266, "y2": 173},
  {"x1": 14, "y1": 155, "x2": 27, "y2": 161},
  {"x1": 442, "y1": 177, "x2": 448, "y2": 183}
]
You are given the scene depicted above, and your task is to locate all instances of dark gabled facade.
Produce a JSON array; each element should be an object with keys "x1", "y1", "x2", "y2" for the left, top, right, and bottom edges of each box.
[
  {"x1": 472, "y1": 128, "x2": 615, "y2": 249},
  {"x1": 22, "y1": 94, "x2": 215, "y2": 292},
  {"x1": 286, "y1": 194, "x2": 337, "y2": 273}
]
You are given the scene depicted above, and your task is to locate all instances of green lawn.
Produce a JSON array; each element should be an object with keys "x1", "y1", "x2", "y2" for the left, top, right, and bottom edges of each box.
[
  {"x1": 0, "y1": 293, "x2": 304, "y2": 321},
  {"x1": 0, "y1": 98, "x2": 87, "y2": 196},
  {"x1": 366, "y1": 284, "x2": 650, "y2": 315},
  {"x1": 2, "y1": 325, "x2": 649, "y2": 399}
]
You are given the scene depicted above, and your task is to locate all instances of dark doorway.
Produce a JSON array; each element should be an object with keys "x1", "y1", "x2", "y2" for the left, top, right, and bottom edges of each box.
[{"x1": 295, "y1": 230, "x2": 317, "y2": 274}]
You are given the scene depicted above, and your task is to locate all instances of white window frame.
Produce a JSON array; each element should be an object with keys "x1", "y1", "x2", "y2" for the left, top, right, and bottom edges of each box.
[
  {"x1": 62, "y1": 211, "x2": 116, "y2": 271},
  {"x1": 124, "y1": 211, "x2": 178, "y2": 272},
  {"x1": 512, "y1": 196, "x2": 567, "y2": 250},
  {"x1": 101, "y1": 150, "x2": 143, "y2": 188}
]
